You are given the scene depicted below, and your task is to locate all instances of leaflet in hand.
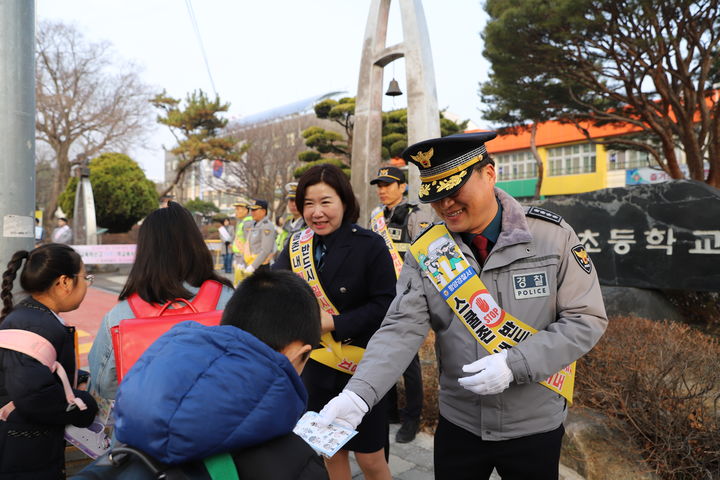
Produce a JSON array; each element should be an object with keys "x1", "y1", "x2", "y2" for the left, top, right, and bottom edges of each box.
[
  {"x1": 293, "y1": 411, "x2": 357, "y2": 457},
  {"x1": 64, "y1": 397, "x2": 114, "y2": 459}
]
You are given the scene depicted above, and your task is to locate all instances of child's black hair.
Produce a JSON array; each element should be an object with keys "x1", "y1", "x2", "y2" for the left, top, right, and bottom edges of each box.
[{"x1": 221, "y1": 269, "x2": 321, "y2": 353}]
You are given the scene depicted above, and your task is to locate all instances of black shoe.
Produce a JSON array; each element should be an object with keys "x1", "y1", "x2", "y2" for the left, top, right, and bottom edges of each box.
[{"x1": 395, "y1": 418, "x2": 420, "y2": 443}]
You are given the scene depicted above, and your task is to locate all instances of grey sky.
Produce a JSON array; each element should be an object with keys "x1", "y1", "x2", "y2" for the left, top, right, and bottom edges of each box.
[{"x1": 37, "y1": 0, "x2": 490, "y2": 182}]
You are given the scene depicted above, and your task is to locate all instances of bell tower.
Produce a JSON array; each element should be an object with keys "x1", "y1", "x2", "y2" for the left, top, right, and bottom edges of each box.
[{"x1": 351, "y1": 0, "x2": 441, "y2": 218}]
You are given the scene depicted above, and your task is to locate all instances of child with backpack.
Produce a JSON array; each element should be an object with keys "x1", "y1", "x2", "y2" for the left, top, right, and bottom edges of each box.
[
  {"x1": 0, "y1": 244, "x2": 99, "y2": 479},
  {"x1": 73, "y1": 269, "x2": 329, "y2": 479},
  {"x1": 88, "y1": 202, "x2": 234, "y2": 400}
]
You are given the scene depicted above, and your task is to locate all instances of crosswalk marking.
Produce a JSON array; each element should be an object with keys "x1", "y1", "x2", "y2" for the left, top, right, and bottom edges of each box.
[
  {"x1": 76, "y1": 328, "x2": 91, "y2": 338},
  {"x1": 76, "y1": 328, "x2": 93, "y2": 356}
]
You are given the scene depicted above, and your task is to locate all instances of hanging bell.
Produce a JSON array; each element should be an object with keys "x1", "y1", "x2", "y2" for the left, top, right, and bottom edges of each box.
[{"x1": 385, "y1": 78, "x2": 403, "y2": 97}]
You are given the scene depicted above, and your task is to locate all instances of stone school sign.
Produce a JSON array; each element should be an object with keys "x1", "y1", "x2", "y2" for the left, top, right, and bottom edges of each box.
[{"x1": 535, "y1": 180, "x2": 720, "y2": 291}]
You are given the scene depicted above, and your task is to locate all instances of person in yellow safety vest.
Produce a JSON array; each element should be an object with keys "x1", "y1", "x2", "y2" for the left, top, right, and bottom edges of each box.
[{"x1": 232, "y1": 200, "x2": 254, "y2": 278}]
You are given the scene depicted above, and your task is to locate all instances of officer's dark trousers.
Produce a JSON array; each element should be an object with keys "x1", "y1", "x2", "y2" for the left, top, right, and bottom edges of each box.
[
  {"x1": 387, "y1": 353, "x2": 423, "y2": 420},
  {"x1": 434, "y1": 416, "x2": 564, "y2": 480}
]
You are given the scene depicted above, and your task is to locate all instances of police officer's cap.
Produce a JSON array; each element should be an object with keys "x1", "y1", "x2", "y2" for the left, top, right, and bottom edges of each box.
[
  {"x1": 369, "y1": 166, "x2": 406, "y2": 185},
  {"x1": 285, "y1": 182, "x2": 298, "y2": 200},
  {"x1": 401, "y1": 131, "x2": 497, "y2": 203},
  {"x1": 249, "y1": 199, "x2": 268, "y2": 210},
  {"x1": 232, "y1": 198, "x2": 250, "y2": 208}
]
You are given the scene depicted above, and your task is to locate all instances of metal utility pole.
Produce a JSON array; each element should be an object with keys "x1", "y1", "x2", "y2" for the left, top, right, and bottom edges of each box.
[{"x1": 0, "y1": 1, "x2": 36, "y2": 268}]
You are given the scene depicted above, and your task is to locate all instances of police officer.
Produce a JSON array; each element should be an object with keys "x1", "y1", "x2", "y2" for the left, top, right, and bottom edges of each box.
[
  {"x1": 232, "y1": 200, "x2": 253, "y2": 272},
  {"x1": 276, "y1": 182, "x2": 306, "y2": 252},
  {"x1": 232, "y1": 200, "x2": 254, "y2": 285},
  {"x1": 318, "y1": 132, "x2": 608, "y2": 480},
  {"x1": 369, "y1": 166, "x2": 433, "y2": 443},
  {"x1": 370, "y1": 166, "x2": 434, "y2": 256},
  {"x1": 244, "y1": 199, "x2": 277, "y2": 274}
]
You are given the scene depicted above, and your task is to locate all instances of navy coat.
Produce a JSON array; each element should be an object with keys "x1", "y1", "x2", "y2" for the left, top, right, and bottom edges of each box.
[{"x1": 273, "y1": 221, "x2": 396, "y2": 390}]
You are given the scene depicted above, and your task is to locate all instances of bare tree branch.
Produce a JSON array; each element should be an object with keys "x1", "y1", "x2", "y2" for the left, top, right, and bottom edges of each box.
[{"x1": 35, "y1": 21, "x2": 155, "y2": 224}]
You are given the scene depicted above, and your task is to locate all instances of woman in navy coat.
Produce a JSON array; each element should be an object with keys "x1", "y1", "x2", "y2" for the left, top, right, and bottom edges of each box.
[{"x1": 274, "y1": 164, "x2": 396, "y2": 480}]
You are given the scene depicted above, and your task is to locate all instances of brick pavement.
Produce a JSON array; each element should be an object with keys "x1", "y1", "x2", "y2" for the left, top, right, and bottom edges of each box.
[{"x1": 60, "y1": 286, "x2": 119, "y2": 369}]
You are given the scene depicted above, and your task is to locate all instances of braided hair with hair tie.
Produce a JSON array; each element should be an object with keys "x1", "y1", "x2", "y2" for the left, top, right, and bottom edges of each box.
[{"x1": 1, "y1": 250, "x2": 30, "y2": 321}]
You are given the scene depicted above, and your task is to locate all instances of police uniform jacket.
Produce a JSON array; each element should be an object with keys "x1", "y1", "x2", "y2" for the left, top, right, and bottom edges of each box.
[
  {"x1": 247, "y1": 217, "x2": 277, "y2": 269},
  {"x1": 348, "y1": 187, "x2": 608, "y2": 440},
  {"x1": 273, "y1": 221, "x2": 396, "y2": 391},
  {"x1": 279, "y1": 216, "x2": 307, "y2": 251}
]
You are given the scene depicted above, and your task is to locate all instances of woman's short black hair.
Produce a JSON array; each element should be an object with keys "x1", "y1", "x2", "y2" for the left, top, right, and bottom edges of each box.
[
  {"x1": 119, "y1": 202, "x2": 233, "y2": 304},
  {"x1": 221, "y1": 269, "x2": 320, "y2": 352},
  {"x1": 295, "y1": 164, "x2": 360, "y2": 224}
]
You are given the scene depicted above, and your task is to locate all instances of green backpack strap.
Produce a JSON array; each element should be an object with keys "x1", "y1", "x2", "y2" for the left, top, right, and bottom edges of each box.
[{"x1": 203, "y1": 453, "x2": 239, "y2": 480}]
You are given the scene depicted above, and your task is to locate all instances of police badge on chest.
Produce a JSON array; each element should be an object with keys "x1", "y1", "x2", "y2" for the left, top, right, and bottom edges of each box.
[
  {"x1": 512, "y1": 271, "x2": 549, "y2": 299},
  {"x1": 388, "y1": 227, "x2": 402, "y2": 241}
]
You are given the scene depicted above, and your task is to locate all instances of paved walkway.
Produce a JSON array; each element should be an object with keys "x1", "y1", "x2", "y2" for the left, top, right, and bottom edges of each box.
[{"x1": 69, "y1": 267, "x2": 584, "y2": 480}]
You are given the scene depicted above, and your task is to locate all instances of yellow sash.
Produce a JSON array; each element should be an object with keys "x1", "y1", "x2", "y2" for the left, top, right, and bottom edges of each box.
[
  {"x1": 369, "y1": 207, "x2": 404, "y2": 278},
  {"x1": 288, "y1": 228, "x2": 365, "y2": 375},
  {"x1": 410, "y1": 224, "x2": 575, "y2": 403}
]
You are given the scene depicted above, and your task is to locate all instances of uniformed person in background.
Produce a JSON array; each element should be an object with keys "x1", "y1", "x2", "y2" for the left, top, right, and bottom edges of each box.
[
  {"x1": 370, "y1": 166, "x2": 433, "y2": 257},
  {"x1": 276, "y1": 182, "x2": 306, "y2": 252},
  {"x1": 368, "y1": 166, "x2": 433, "y2": 444},
  {"x1": 232, "y1": 200, "x2": 254, "y2": 278},
  {"x1": 244, "y1": 199, "x2": 277, "y2": 274},
  {"x1": 318, "y1": 132, "x2": 608, "y2": 480}
]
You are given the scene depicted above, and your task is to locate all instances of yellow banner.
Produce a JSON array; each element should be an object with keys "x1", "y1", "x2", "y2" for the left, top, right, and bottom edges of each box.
[
  {"x1": 369, "y1": 207, "x2": 403, "y2": 278},
  {"x1": 288, "y1": 228, "x2": 364, "y2": 375},
  {"x1": 409, "y1": 224, "x2": 575, "y2": 403}
]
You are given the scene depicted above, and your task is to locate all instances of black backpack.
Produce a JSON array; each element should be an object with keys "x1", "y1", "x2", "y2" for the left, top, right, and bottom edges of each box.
[{"x1": 71, "y1": 444, "x2": 238, "y2": 480}]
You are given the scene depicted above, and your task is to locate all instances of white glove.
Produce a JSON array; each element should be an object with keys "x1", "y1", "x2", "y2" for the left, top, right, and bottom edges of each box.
[
  {"x1": 458, "y1": 350, "x2": 513, "y2": 395},
  {"x1": 317, "y1": 390, "x2": 368, "y2": 430},
  {"x1": 244, "y1": 265, "x2": 255, "y2": 274}
]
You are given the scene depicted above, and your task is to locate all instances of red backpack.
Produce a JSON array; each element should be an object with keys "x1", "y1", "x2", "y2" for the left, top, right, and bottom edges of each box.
[{"x1": 110, "y1": 280, "x2": 223, "y2": 383}]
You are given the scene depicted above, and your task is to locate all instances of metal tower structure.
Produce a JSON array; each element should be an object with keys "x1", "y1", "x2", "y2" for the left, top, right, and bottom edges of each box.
[{"x1": 351, "y1": 0, "x2": 441, "y2": 219}]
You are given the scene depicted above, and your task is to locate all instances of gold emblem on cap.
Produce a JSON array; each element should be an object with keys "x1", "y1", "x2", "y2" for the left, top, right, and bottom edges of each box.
[
  {"x1": 436, "y1": 170, "x2": 468, "y2": 193},
  {"x1": 419, "y1": 183, "x2": 431, "y2": 198},
  {"x1": 379, "y1": 168, "x2": 389, "y2": 176},
  {"x1": 411, "y1": 148, "x2": 434, "y2": 168}
]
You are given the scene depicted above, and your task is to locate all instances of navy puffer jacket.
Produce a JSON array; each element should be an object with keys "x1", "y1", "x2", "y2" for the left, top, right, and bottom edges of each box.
[{"x1": 114, "y1": 321, "x2": 308, "y2": 464}]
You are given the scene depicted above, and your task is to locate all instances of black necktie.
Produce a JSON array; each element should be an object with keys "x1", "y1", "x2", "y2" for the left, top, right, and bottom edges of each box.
[{"x1": 315, "y1": 239, "x2": 327, "y2": 272}]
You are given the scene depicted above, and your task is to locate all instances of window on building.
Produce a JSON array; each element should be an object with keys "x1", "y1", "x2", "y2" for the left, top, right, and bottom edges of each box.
[
  {"x1": 607, "y1": 149, "x2": 652, "y2": 170},
  {"x1": 547, "y1": 143, "x2": 596, "y2": 176},
  {"x1": 494, "y1": 150, "x2": 538, "y2": 181}
]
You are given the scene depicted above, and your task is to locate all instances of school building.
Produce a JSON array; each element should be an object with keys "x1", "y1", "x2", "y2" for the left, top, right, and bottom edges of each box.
[{"x1": 478, "y1": 121, "x2": 691, "y2": 199}]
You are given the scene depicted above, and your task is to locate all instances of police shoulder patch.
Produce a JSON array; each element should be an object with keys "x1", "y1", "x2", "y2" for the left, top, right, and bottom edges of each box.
[
  {"x1": 526, "y1": 206, "x2": 562, "y2": 225},
  {"x1": 413, "y1": 221, "x2": 438, "y2": 244},
  {"x1": 263, "y1": 229, "x2": 271, "y2": 235},
  {"x1": 571, "y1": 244, "x2": 592, "y2": 274}
]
